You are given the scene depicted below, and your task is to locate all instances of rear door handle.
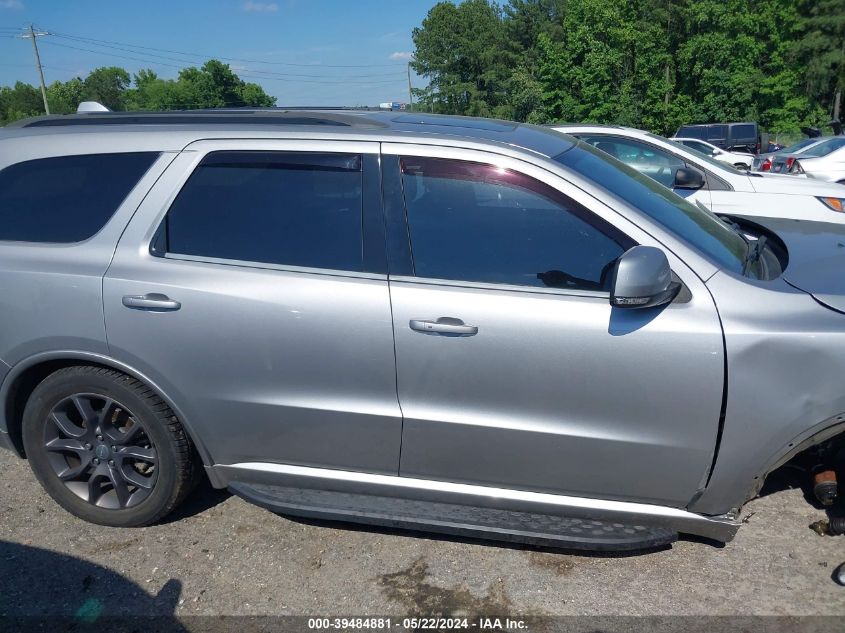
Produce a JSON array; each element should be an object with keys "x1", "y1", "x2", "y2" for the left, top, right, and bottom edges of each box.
[
  {"x1": 122, "y1": 293, "x2": 181, "y2": 311},
  {"x1": 409, "y1": 318, "x2": 478, "y2": 336}
]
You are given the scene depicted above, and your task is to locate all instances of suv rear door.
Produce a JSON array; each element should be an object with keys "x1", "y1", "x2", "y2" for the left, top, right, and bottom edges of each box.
[
  {"x1": 103, "y1": 139, "x2": 402, "y2": 473},
  {"x1": 707, "y1": 125, "x2": 728, "y2": 148},
  {"x1": 382, "y1": 144, "x2": 725, "y2": 507}
]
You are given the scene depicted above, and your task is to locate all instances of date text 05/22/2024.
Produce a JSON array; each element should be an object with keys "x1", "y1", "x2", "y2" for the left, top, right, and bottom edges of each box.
[{"x1": 307, "y1": 617, "x2": 528, "y2": 630}]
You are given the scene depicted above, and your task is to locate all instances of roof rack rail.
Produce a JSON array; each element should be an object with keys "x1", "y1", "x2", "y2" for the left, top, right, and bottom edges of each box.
[{"x1": 17, "y1": 108, "x2": 390, "y2": 129}]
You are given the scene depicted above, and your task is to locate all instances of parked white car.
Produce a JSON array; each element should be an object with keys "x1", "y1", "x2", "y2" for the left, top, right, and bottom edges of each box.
[
  {"x1": 551, "y1": 124, "x2": 845, "y2": 222},
  {"x1": 672, "y1": 137, "x2": 754, "y2": 169},
  {"x1": 790, "y1": 137, "x2": 845, "y2": 184}
]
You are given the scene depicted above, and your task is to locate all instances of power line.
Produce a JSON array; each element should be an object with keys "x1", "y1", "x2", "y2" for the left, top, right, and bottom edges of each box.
[
  {"x1": 48, "y1": 35, "x2": 406, "y2": 78},
  {"x1": 48, "y1": 30, "x2": 408, "y2": 69},
  {"x1": 39, "y1": 40, "x2": 405, "y2": 85}
]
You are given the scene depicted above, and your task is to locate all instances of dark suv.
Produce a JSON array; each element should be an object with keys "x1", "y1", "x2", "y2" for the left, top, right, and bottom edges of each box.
[{"x1": 675, "y1": 122, "x2": 760, "y2": 154}]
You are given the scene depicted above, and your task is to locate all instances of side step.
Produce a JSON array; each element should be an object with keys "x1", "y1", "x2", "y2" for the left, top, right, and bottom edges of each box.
[{"x1": 229, "y1": 482, "x2": 678, "y2": 551}]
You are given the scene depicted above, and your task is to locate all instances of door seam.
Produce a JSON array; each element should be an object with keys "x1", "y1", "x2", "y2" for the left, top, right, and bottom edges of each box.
[{"x1": 378, "y1": 143, "x2": 405, "y2": 477}]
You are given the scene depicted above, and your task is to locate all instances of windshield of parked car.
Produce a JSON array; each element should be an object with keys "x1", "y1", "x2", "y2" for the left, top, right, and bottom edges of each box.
[
  {"x1": 800, "y1": 137, "x2": 845, "y2": 158},
  {"x1": 648, "y1": 133, "x2": 746, "y2": 174},
  {"x1": 555, "y1": 142, "x2": 748, "y2": 275}
]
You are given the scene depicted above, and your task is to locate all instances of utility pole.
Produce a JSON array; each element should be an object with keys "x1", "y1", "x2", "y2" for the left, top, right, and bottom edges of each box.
[
  {"x1": 20, "y1": 25, "x2": 50, "y2": 115},
  {"x1": 834, "y1": 88, "x2": 841, "y2": 123},
  {"x1": 407, "y1": 61, "x2": 414, "y2": 112}
]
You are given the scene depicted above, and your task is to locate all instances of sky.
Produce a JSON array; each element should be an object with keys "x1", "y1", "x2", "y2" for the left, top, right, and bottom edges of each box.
[{"x1": 0, "y1": 0, "x2": 434, "y2": 106}]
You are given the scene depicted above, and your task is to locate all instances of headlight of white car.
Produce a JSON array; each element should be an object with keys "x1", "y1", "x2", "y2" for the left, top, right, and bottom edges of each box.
[{"x1": 818, "y1": 197, "x2": 845, "y2": 212}]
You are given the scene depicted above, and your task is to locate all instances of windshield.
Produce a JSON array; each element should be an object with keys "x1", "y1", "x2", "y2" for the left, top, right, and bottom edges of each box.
[
  {"x1": 648, "y1": 133, "x2": 745, "y2": 174},
  {"x1": 801, "y1": 137, "x2": 845, "y2": 158},
  {"x1": 780, "y1": 138, "x2": 819, "y2": 154},
  {"x1": 555, "y1": 143, "x2": 747, "y2": 274}
]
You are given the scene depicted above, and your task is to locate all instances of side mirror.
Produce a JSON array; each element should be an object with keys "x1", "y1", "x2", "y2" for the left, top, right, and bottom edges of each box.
[
  {"x1": 674, "y1": 166, "x2": 706, "y2": 190},
  {"x1": 711, "y1": 149, "x2": 722, "y2": 156},
  {"x1": 610, "y1": 246, "x2": 681, "y2": 309}
]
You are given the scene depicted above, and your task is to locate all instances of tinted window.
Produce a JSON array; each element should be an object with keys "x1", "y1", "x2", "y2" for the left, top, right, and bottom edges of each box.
[
  {"x1": 0, "y1": 152, "x2": 158, "y2": 243},
  {"x1": 400, "y1": 157, "x2": 631, "y2": 291},
  {"x1": 731, "y1": 124, "x2": 756, "y2": 139},
  {"x1": 580, "y1": 135, "x2": 685, "y2": 187},
  {"x1": 677, "y1": 126, "x2": 708, "y2": 140},
  {"x1": 710, "y1": 125, "x2": 728, "y2": 141},
  {"x1": 555, "y1": 144, "x2": 747, "y2": 274},
  {"x1": 801, "y1": 137, "x2": 845, "y2": 157},
  {"x1": 163, "y1": 151, "x2": 363, "y2": 271}
]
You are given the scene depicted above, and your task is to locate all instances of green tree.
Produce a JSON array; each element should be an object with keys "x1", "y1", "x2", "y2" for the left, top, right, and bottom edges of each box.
[
  {"x1": 47, "y1": 77, "x2": 84, "y2": 114},
  {"x1": 83, "y1": 66, "x2": 131, "y2": 110},
  {"x1": 411, "y1": 0, "x2": 512, "y2": 117},
  {"x1": 0, "y1": 81, "x2": 43, "y2": 123},
  {"x1": 1, "y1": 61, "x2": 275, "y2": 125},
  {"x1": 793, "y1": 0, "x2": 845, "y2": 117},
  {"x1": 409, "y1": 0, "x2": 843, "y2": 136}
]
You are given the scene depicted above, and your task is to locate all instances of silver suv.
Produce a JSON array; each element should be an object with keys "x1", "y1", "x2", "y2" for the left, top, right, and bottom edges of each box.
[{"x1": 1, "y1": 109, "x2": 843, "y2": 551}]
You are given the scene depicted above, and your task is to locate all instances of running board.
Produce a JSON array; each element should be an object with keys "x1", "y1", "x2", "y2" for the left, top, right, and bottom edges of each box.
[
  {"x1": 229, "y1": 482, "x2": 678, "y2": 551},
  {"x1": 212, "y1": 462, "x2": 740, "y2": 544}
]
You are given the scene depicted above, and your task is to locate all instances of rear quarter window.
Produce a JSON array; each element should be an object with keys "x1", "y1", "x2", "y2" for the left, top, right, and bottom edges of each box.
[
  {"x1": 731, "y1": 124, "x2": 756, "y2": 139},
  {"x1": 0, "y1": 152, "x2": 159, "y2": 243}
]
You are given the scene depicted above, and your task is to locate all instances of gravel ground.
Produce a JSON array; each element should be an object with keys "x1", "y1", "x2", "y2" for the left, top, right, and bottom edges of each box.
[{"x1": 1, "y1": 448, "x2": 844, "y2": 621}]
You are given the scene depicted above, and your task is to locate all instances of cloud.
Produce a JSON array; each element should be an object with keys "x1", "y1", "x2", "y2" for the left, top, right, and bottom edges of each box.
[
  {"x1": 0, "y1": 0, "x2": 24, "y2": 9},
  {"x1": 389, "y1": 51, "x2": 413, "y2": 61},
  {"x1": 242, "y1": 1, "x2": 278, "y2": 12}
]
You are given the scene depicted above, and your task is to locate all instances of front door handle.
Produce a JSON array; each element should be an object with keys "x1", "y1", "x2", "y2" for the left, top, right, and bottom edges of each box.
[
  {"x1": 122, "y1": 293, "x2": 181, "y2": 311},
  {"x1": 409, "y1": 318, "x2": 478, "y2": 336}
]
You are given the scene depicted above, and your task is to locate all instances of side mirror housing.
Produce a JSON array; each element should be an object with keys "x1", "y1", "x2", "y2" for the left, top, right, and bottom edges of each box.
[
  {"x1": 674, "y1": 166, "x2": 706, "y2": 189},
  {"x1": 610, "y1": 246, "x2": 681, "y2": 309}
]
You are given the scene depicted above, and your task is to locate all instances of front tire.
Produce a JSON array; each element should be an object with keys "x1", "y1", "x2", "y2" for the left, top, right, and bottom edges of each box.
[{"x1": 22, "y1": 366, "x2": 198, "y2": 527}]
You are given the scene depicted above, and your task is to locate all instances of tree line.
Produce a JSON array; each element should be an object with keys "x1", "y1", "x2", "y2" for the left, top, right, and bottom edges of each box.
[
  {"x1": 409, "y1": 0, "x2": 844, "y2": 135},
  {"x1": 0, "y1": 60, "x2": 275, "y2": 124}
]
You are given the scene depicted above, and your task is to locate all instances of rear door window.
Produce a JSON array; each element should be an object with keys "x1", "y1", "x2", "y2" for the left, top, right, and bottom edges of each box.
[
  {"x1": 709, "y1": 125, "x2": 728, "y2": 145},
  {"x1": 160, "y1": 151, "x2": 364, "y2": 272},
  {"x1": 0, "y1": 152, "x2": 159, "y2": 243}
]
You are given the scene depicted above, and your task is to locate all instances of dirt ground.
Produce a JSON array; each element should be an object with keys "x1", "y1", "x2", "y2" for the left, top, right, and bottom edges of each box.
[{"x1": 1, "y1": 448, "x2": 843, "y2": 626}]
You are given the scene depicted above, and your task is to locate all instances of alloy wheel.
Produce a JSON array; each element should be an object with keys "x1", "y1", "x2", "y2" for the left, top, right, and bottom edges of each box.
[{"x1": 42, "y1": 393, "x2": 158, "y2": 509}]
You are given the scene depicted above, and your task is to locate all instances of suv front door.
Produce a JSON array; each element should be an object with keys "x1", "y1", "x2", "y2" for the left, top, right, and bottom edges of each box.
[
  {"x1": 103, "y1": 140, "x2": 401, "y2": 474},
  {"x1": 383, "y1": 145, "x2": 724, "y2": 507}
]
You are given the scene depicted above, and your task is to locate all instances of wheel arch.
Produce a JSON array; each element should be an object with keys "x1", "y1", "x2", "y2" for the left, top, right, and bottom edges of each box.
[
  {"x1": 745, "y1": 416, "x2": 845, "y2": 504},
  {"x1": 1, "y1": 351, "x2": 213, "y2": 468}
]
